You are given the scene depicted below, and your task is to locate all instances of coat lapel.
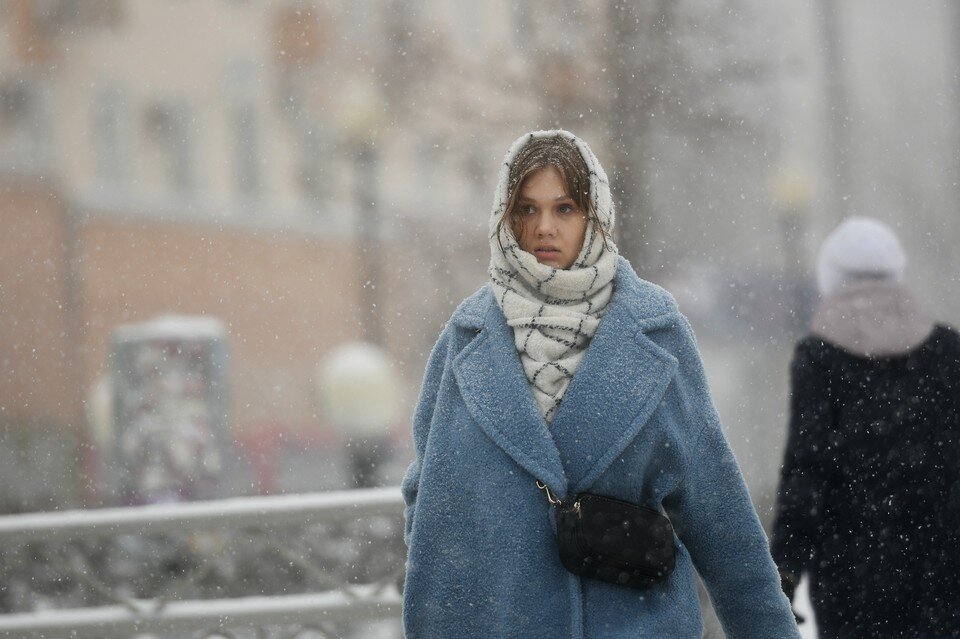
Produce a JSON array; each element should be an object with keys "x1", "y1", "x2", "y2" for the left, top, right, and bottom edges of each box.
[
  {"x1": 452, "y1": 292, "x2": 568, "y2": 495},
  {"x1": 549, "y1": 266, "x2": 680, "y2": 494},
  {"x1": 451, "y1": 261, "x2": 681, "y2": 498}
]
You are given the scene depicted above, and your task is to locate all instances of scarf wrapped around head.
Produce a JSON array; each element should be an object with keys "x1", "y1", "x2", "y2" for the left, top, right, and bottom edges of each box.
[{"x1": 488, "y1": 130, "x2": 619, "y2": 424}]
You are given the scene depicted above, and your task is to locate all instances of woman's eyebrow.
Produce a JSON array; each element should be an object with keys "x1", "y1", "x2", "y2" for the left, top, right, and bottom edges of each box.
[{"x1": 518, "y1": 194, "x2": 573, "y2": 201}]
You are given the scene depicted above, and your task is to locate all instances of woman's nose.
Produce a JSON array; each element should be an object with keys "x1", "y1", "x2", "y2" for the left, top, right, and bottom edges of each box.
[{"x1": 535, "y1": 211, "x2": 557, "y2": 236}]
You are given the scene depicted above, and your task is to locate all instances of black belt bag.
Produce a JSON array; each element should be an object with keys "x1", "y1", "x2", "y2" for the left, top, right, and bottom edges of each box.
[{"x1": 538, "y1": 481, "x2": 676, "y2": 590}]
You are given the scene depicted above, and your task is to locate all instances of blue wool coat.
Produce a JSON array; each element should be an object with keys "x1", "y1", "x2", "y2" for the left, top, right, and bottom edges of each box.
[{"x1": 402, "y1": 257, "x2": 799, "y2": 638}]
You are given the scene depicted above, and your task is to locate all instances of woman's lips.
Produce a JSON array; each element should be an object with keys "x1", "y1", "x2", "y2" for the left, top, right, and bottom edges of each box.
[{"x1": 535, "y1": 248, "x2": 560, "y2": 257}]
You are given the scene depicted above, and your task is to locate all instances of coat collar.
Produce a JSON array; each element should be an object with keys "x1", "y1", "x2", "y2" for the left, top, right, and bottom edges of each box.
[{"x1": 452, "y1": 257, "x2": 680, "y2": 497}]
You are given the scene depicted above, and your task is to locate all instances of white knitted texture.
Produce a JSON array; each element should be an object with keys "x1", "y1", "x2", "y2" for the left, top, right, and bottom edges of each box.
[{"x1": 488, "y1": 130, "x2": 619, "y2": 424}]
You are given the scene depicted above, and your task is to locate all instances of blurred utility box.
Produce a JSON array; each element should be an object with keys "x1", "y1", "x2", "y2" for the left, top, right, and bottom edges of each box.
[{"x1": 108, "y1": 315, "x2": 230, "y2": 505}]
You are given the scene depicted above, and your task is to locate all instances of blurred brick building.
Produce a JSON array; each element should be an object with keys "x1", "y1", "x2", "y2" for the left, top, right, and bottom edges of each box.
[
  {"x1": 0, "y1": 173, "x2": 424, "y2": 506},
  {"x1": 0, "y1": 0, "x2": 547, "y2": 507}
]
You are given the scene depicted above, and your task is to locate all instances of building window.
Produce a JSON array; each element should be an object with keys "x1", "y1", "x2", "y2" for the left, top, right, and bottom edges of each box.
[
  {"x1": 92, "y1": 84, "x2": 131, "y2": 186},
  {"x1": 143, "y1": 100, "x2": 197, "y2": 194},
  {"x1": 0, "y1": 78, "x2": 53, "y2": 173},
  {"x1": 297, "y1": 120, "x2": 327, "y2": 203},
  {"x1": 232, "y1": 101, "x2": 261, "y2": 198},
  {"x1": 225, "y1": 57, "x2": 262, "y2": 202}
]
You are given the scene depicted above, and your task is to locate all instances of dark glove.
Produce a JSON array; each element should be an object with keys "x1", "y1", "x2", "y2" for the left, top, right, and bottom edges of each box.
[{"x1": 778, "y1": 568, "x2": 806, "y2": 625}]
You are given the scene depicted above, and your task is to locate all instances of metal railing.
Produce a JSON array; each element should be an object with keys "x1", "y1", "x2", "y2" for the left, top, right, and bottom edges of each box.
[{"x1": 0, "y1": 487, "x2": 406, "y2": 639}]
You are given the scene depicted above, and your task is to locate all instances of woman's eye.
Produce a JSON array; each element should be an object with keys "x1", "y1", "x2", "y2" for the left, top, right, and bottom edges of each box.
[
  {"x1": 557, "y1": 204, "x2": 574, "y2": 214},
  {"x1": 519, "y1": 205, "x2": 535, "y2": 215}
]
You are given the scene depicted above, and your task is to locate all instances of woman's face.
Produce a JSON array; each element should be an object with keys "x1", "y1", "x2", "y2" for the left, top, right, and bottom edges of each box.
[{"x1": 512, "y1": 166, "x2": 588, "y2": 270}]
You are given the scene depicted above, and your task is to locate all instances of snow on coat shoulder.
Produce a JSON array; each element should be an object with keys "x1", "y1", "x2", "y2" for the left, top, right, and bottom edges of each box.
[{"x1": 401, "y1": 256, "x2": 800, "y2": 639}]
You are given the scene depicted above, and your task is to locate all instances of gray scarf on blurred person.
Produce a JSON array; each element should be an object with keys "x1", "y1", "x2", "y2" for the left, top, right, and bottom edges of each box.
[{"x1": 811, "y1": 281, "x2": 935, "y2": 357}]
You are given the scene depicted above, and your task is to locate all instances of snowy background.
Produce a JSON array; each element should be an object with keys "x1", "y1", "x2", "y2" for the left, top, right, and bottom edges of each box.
[{"x1": 1, "y1": 1, "x2": 959, "y2": 636}]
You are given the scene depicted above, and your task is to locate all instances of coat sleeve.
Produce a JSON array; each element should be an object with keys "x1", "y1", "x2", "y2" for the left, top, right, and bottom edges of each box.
[
  {"x1": 401, "y1": 328, "x2": 451, "y2": 546},
  {"x1": 663, "y1": 317, "x2": 800, "y2": 639},
  {"x1": 770, "y1": 339, "x2": 833, "y2": 576}
]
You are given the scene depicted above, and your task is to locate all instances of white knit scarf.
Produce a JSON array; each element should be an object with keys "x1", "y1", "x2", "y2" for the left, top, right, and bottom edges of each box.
[{"x1": 488, "y1": 130, "x2": 619, "y2": 424}]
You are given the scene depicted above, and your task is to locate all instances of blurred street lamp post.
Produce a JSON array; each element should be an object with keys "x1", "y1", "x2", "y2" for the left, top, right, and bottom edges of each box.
[
  {"x1": 319, "y1": 342, "x2": 400, "y2": 488},
  {"x1": 339, "y1": 83, "x2": 385, "y2": 346},
  {"x1": 326, "y1": 84, "x2": 394, "y2": 490},
  {"x1": 818, "y1": 0, "x2": 852, "y2": 223},
  {"x1": 774, "y1": 167, "x2": 813, "y2": 334},
  {"x1": 355, "y1": 141, "x2": 382, "y2": 345}
]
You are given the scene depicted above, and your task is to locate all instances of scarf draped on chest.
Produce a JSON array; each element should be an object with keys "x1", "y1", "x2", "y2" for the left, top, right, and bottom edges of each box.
[{"x1": 488, "y1": 130, "x2": 619, "y2": 424}]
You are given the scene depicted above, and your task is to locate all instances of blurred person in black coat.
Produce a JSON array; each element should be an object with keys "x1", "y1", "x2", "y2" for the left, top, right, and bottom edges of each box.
[{"x1": 771, "y1": 216, "x2": 960, "y2": 639}]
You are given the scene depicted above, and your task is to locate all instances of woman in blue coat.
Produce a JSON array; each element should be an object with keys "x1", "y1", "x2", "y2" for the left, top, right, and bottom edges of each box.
[{"x1": 401, "y1": 130, "x2": 799, "y2": 638}]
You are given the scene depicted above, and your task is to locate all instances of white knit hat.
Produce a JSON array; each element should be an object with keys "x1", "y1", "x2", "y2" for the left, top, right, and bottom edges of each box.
[{"x1": 816, "y1": 216, "x2": 906, "y2": 297}]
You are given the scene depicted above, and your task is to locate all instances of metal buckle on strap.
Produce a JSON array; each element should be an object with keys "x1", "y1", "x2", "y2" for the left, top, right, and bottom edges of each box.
[{"x1": 536, "y1": 480, "x2": 562, "y2": 506}]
